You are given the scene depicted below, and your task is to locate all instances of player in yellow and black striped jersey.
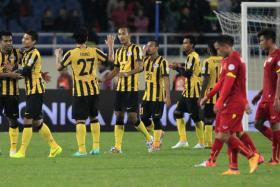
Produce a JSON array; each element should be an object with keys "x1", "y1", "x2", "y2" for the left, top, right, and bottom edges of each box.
[
  {"x1": 11, "y1": 31, "x2": 62, "y2": 158},
  {"x1": 199, "y1": 42, "x2": 222, "y2": 148},
  {"x1": 103, "y1": 27, "x2": 153, "y2": 153},
  {"x1": 140, "y1": 40, "x2": 171, "y2": 152},
  {"x1": 56, "y1": 28, "x2": 114, "y2": 156},
  {"x1": 169, "y1": 35, "x2": 205, "y2": 149},
  {"x1": 0, "y1": 31, "x2": 23, "y2": 156}
]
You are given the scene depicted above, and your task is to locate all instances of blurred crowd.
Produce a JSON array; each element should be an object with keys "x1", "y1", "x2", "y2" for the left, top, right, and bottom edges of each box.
[{"x1": 0, "y1": 0, "x2": 275, "y2": 33}]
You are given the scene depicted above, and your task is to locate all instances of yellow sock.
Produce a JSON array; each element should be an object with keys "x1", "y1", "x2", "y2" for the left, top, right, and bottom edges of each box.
[
  {"x1": 135, "y1": 121, "x2": 151, "y2": 141},
  {"x1": 39, "y1": 123, "x2": 58, "y2": 149},
  {"x1": 76, "y1": 123, "x2": 87, "y2": 153},
  {"x1": 146, "y1": 121, "x2": 154, "y2": 135},
  {"x1": 18, "y1": 125, "x2": 33, "y2": 155},
  {"x1": 9, "y1": 127, "x2": 19, "y2": 152},
  {"x1": 204, "y1": 125, "x2": 213, "y2": 147},
  {"x1": 176, "y1": 118, "x2": 187, "y2": 142},
  {"x1": 90, "y1": 122, "x2": 100, "y2": 150},
  {"x1": 153, "y1": 130, "x2": 161, "y2": 147},
  {"x1": 195, "y1": 121, "x2": 205, "y2": 145},
  {"x1": 114, "y1": 124, "x2": 124, "y2": 150}
]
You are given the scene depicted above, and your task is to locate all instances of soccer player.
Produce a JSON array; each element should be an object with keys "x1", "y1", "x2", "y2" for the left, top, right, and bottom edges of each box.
[
  {"x1": 199, "y1": 35, "x2": 260, "y2": 174},
  {"x1": 0, "y1": 31, "x2": 22, "y2": 156},
  {"x1": 55, "y1": 28, "x2": 114, "y2": 157},
  {"x1": 11, "y1": 31, "x2": 62, "y2": 158},
  {"x1": 252, "y1": 29, "x2": 280, "y2": 165},
  {"x1": 140, "y1": 40, "x2": 171, "y2": 152},
  {"x1": 103, "y1": 27, "x2": 152, "y2": 153},
  {"x1": 199, "y1": 42, "x2": 222, "y2": 148},
  {"x1": 169, "y1": 35, "x2": 205, "y2": 149}
]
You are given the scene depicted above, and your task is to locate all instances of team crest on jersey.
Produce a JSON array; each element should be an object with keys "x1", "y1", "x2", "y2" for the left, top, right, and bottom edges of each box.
[
  {"x1": 228, "y1": 64, "x2": 235, "y2": 71},
  {"x1": 9, "y1": 55, "x2": 16, "y2": 61},
  {"x1": 267, "y1": 57, "x2": 273, "y2": 63},
  {"x1": 187, "y1": 62, "x2": 192, "y2": 69},
  {"x1": 127, "y1": 51, "x2": 132, "y2": 56},
  {"x1": 28, "y1": 59, "x2": 34, "y2": 66},
  {"x1": 153, "y1": 63, "x2": 159, "y2": 68}
]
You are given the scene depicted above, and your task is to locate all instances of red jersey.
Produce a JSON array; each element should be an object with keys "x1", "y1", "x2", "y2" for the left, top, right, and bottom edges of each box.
[
  {"x1": 217, "y1": 51, "x2": 247, "y2": 114},
  {"x1": 261, "y1": 49, "x2": 280, "y2": 102}
]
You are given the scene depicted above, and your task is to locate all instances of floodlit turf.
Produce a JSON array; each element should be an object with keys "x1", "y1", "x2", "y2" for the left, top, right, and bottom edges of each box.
[{"x1": 0, "y1": 131, "x2": 279, "y2": 187}]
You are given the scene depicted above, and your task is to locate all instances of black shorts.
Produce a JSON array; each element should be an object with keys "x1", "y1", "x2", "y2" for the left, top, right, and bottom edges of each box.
[
  {"x1": 114, "y1": 91, "x2": 139, "y2": 113},
  {"x1": 0, "y1": 95, "x2": 19, "y2": 119},
  {"x1": 203, "y1": 103, "x2": 216, "y2": 120},
  {"x1": 140, "y1": 101, "x2": 164, "y2": 119},
  {"x1": 25, "y1": 94, "x2": 43, "y2": 120},
  {"x1": 176, "y1": 96, "x2": 202, "y2": 122},
  {"x1": 72, "y1": 95, "x2": 99, "y2": 120}
]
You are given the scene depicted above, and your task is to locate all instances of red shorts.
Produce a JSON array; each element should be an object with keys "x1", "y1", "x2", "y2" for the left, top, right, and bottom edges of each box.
[
  {"x1": 215, "y1": 112, "x2": 243, "y2": 133},
  {"x1": 255, "y1": 101, "x2": 280, "y2": 124}
]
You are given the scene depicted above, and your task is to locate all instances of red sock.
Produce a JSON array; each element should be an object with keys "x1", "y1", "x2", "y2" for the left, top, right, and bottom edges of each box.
[
  {"x1": 228, "y1": 136, "x2": 254, "y2": 159},
  {"x1": 227, "y1": 146, "x2": 238, "y2": 170},
  {"x1": 259, "y1": 126, "x2": 273, "y2": 141},
  {"x1": 272, "y1": 130, "x2": 280, "y2": 162},
  {"x1": 208, "y1": 138, "x2": 224, "y2": 162},
  {"x1": 240, "y1": 133, "x2": 258, "y2": 153}
]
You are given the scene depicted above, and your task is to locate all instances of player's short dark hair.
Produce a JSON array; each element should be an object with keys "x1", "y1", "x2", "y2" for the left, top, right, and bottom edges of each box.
[
  {"x1": 208, "y1": 41, "x2": 217, "y2": 56},
  {"x1": 257, "y1": 29, "x2": 276, "y2": 43},
  {"x1": 216, "y1": 35, "x2": 234, "y2": 46},
  {"x1": 183, "y1": 35, "x2": 196, "y2": 47},
  {"x1": 25, "y1": 30, "x2": 38, "y2": 41},
  {"x1": 0, "y1": 31, "x2": 12, "y2": 40},
  {"x1": 149, "y1": 39, "x2": 159, "y2": 47},
  {"x1": 73, "y1": 27, "x2": 88, "y2": 44}
]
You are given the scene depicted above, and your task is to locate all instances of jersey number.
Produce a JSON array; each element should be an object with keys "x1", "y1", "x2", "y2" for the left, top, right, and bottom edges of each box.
[{"x1": 78, "y1": 58, "x2": 95, "y2": 76}]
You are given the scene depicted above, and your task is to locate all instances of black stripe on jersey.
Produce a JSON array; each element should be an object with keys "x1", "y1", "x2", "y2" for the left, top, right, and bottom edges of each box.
[
  {"x1": 146, "y1": 58, "x2": 152, "y2": 71},
  {"x1": 91, "y1": 80, "x2": 97, "y2": 95},
  {"x1": 114, "y1": 49, "x2": 120, "y2": 67},
  {"x1": 6, "y1": 78, "x2": 10, "y2": 95},
  {"x1": 190, "y1": 57, "x2": 195, "y2": 70},
  {"x1": 39, "y1": 78, "x2": 44, "y2": 92},
  {"x1": 135, "y1": 46, "x2": 141, "y2": 61},
  {"x1": 61, "y1": 52, "x2": 71, "y2": 66},
  {"x1": 131, "y1": 45, "x2": 136, "y2": 90},
  {"x1": 13, "y1": 79, "x2": 17, "y2": 95},
  {"x1": 162, "y1": 59, "x2": 168, "y2": 76},
  {"x1": 79, "y1": 80, "x2": 84, "y2": 95},
  {"x1": 96, "y1": 49, "x2": 107, "y2": 59},
  {"x1": 187, "y1": 78, "x2": 191, "y2": 97},
  {"x1": 85, "y1": 81, "x2": 91, "y2": 95},
  {"x1": 1, "y1": 52, "x2": 4, "y2": 64},
  {"x1": 120, "y1": 48, "x2": 124, "y2": 62},
  {"x1": 26, "y1": 53, "x2": 33, "y2": 65},
  {"x1": 203, "y1": 61, "x2": 209, "y2": 76},
  {"x1": 13, "y1": 49, "x2": 19, "y2": 70},
  {"x1": 149, "y1": 82, "x2": 153, "y2": 101},
  {"x1": 124, "y1": 77, "x2": 128, "y2": 91}
]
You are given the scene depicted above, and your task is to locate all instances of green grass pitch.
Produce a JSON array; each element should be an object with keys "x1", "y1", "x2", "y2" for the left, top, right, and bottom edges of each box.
[{"x1": 0, "y1": 132, "x2": 279, "y2": 187}]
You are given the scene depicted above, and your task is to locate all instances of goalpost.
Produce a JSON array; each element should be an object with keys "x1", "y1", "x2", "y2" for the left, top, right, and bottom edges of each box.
[{"x1": 214, "y1": 2, "x2": 280, "y2": 131}]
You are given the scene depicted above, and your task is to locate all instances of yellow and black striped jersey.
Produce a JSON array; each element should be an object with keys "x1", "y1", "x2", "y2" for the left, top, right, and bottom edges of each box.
[
  {"x1": 21, "y1": 48, "x2": 45, "y2": 95},
  {"x1": 114, "y1": 44, "x2": 142, "y2": 92},
  {"x1": 0, "y1": 48, "x2": 21, "y2": 96},
  {"x1": 182, "y1": 51, "x2": 201, "y2": 98},
  {"x1": 142, "y1": 55, "x2": 169, "y2": 102},
  {"x1": 61, "y1": 47, "x2": 107, "y2": 97},
  {"x1": 201, "y1": 56, "x2": 222, "y2": 104}
]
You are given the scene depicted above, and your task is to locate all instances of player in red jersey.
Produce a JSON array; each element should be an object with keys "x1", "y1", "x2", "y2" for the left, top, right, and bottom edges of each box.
[
  {"x1": 198, "y1": 35, "x2": 260, "y2": 175},
  {"x1": 252, "y1": 29, "x2": 280, "y2": 165}
]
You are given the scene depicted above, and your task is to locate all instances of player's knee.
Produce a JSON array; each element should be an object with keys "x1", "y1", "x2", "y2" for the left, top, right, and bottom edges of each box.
[
  {"x1": 128, "y1": 118, "x2": 139, "y2": 127},
  {"x1": 174, "y1": 110, "x2": 183, "y2": 119},
  {"x1": 141, "y1": 116, "x2": 151, "y2": 127},
  {"x1": 116, "y1": 116, "x2": 124, "y2": 125},
  {"x1": 8, "y1": 119, "x2": 19, "y2": 129},
  {"x1": 33, "y1": 120, "x2": 42, "y2": 127},
  {"x1": 191, "y1": 115, "x2": 201, "y2": 123},
  {"x1": 153, "y1": 117, "x2": 162, "y2": 130},
  {"x1": 90, "y1": 117, "x2": 98, "y2": 124},
  {"x1": 204, "y1": 118, "x2": 214, "y2": 125},
  {"x1": 254, "y1": 120, "x2": 263, "y2": 130}
]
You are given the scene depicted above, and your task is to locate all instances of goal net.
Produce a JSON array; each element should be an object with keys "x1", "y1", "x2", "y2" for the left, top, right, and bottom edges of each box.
[{"x1": 214, "y1": 2, "x2": 280, "y2": 130}]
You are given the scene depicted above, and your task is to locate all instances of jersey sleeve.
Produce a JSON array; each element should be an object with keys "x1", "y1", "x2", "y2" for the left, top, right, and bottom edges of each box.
[
  {"x1": 96, "y1": 48, "x2": 107, "y2": 63},
  {"x1": 161, "y1": 59, "x2": 169, "y2": 76},
  {"x1": 275, "y1": 54, "x2": 280, "y2": 73},
  {"x1": 134, "y1": 45, "x2": 143, "y2": 62},
  {"x1": 114, "y1": 49, "x2": 120, "y2": 68},
  {"x1": 201, "y1": 59, "x2": 210, "y2": 76},
  {"x1": 225, "y1": 55, "x2": 240, "y2": 78},
  {"x1": 60, "y1": 51, "x2": 72, "y2": 67}
]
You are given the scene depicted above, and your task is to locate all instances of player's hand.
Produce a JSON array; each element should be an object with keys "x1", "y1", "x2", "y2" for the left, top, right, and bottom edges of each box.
[
  {"x1": 119, "y1": 72, "x2": 128, "y2": 78},
  {"x1": 168, "y1": 63, "x2": 178, "y2": 70},
  {"x1": 164, "y1": 96, "x2": 171, "y2": 107},
  {"x1": 252, "y1": 93, "x2": 262, "y2": 105},
  {"x1": 199, "y1": 96, "x2": 208, "y2": 108},
  {"x1": 4, "y1": 63, "x2": 14, "y2": 72},
  {"x1": 245, "y1": 104, "x2": 252, "y2": 114},
  {"x1": 42, "y1": 72, "x2": 51, "y2": 83},
  {"x1": 55, "y1": 48, "x2": 63, "y2": 57},
  {"x1": 274, "y1": 98, "x2": 280, "y2": 112},
  {"x1": 9, "y1": 71, "x2": 22, "y2": 79},
  {"x1": 105, "y1": 34, "x2": 115, "y2": 48}
]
